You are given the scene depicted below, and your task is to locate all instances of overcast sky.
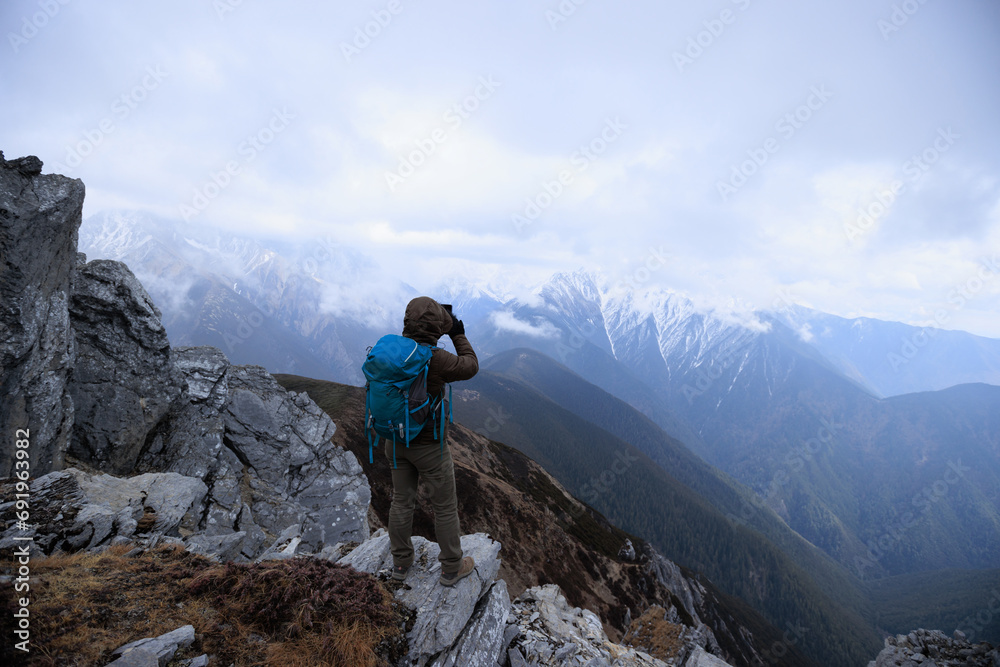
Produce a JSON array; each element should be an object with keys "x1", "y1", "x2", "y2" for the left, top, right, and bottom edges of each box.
[{"x1": 3, "y1": 0, "x2": 999, "y2": 336}]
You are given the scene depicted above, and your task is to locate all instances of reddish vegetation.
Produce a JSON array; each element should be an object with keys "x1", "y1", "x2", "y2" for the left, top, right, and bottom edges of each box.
[
  {"x1": 624, "y1": 605, "x2": 687, "y2": 661},
  {"x1": 0, "y1": 543, "x2": 405, "y2": 667}
]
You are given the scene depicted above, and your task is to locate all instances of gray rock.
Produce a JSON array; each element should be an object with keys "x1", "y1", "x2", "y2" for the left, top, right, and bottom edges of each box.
[
  {"x1": 68, "y1": 258, "x2": 183, "y2": 475},
  {"x1": 618, "y1": 537, "x2": 636, "y2": 561},
  {"x1": 178, "y1": 656, "x2": 209, "y2": 667},
  {"x1": 432, "y1": 579, "x2": 511, "y2": 667},
  {"x1": 111, "y1": 625, "x2": 195, "y2": 667},
  {"x1": 105, "y1": 647, "x2": 160, "y2": 667},
  {"x1": 0, "y1": 152, "x2": 84, "y2": 477},
  {"x1": 185, "y1": 531, "x2": 248, "y2": 562},
  {"x1": 642, "y1": 544, "x2": 730, "y2": 659},
  {"x1": 0, "y1": 468, "x2": 206, "y2": 555},
  {"x1": 869, "y1": 628, "x2": 1000, "y2": 667},
  {"x1": 507, "y1": 647, "x2": 528, "y2": 667},
  {"x1": 254, "y1": 523, "x2": 303, "y2": 562},
  {"x1": 341, "y1": 531, "x2": 502, "y2": 664},
  {"x1": 221, "y1": 365, "x2": 370, "y2": 551},
  {"x1": 509, "y1": 584, "x2": 669, "y2": 667},
  {"x1": 684, "y1": 646, "x2": 735, "y2": 667},
  {"x1": 137, "y1": 355, "x2": 370, "y2": 560}
]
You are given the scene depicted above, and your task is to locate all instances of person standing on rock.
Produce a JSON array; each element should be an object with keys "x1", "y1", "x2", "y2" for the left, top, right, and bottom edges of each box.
[{"x1": 388, "y1": 296, "x2": 478, "y2": 586}]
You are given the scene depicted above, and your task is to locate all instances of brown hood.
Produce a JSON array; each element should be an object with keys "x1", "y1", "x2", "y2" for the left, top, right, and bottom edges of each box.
[{"x1": 402, "y1": 296, "x2": 453, "y2": 345}]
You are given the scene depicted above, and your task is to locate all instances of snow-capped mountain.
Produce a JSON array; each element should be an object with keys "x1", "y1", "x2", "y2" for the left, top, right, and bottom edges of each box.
[
  {"x1": 772, "y1": 305, "x2": 1000, "y2": 397},
  {"x1": 80, "y1": 210, "x2": 415, "y2": 384}
]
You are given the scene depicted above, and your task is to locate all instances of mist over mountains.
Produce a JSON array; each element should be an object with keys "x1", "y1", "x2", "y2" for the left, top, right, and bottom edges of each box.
[
  {"x1": 80, "y1": 209, "x2": 1000, "y2": 396},
  {"x1": 78, "y1": 208, "x2": 1000, "y2": 658}
]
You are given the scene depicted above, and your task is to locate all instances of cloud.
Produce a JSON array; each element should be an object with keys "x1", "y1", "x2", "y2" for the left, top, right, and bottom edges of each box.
[{"x1": 489, "y1": 311, "x2": 561, "y2": 339}]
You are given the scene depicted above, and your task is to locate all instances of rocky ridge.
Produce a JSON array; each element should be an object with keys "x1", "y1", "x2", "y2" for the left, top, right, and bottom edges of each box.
[
  {"x1": 6, "y1": 153, "x2": 997, "y2": 665},
  {"x1": 1, "y1": 152, "x2": 743, "y2": 665},
  {"x1": 867, "y1": 629, "x2": 999, "y2": 667}
]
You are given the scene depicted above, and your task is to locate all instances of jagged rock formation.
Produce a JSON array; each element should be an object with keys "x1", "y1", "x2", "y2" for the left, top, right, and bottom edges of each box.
[
  {"x1": 867, "y1": 629, "x2": 999, "y2": 667},
  {"x1": 139, "y1": 348, "x2": 371, "y2": 558},
  {"x1": 341, "y1": 529, "x2": 510, "y2": 666},
  {"x1": 69, "y1": 257, "x2": 183, "y2": 475},
  {"x1": 0, "y1": 154, "x2": 370, "y2": 561},
  {"x1": 0, "y1": 154, "x2": 779, "y2": 665},
  {"x1": 0, "y1": 151, "x2": 83, "y2": 477},
  {"x1": 505, "y1": 583, "x2": 674, "y2": 666},
  {"x1": 106, "y1": 625, "x2": 197, "y2": 667},
  {"x1": 286, "y1": 375, "x2": 778, "y2": 666},
  {"x1": 0, "y1": 468, "x2": 205, "y2": 554}
]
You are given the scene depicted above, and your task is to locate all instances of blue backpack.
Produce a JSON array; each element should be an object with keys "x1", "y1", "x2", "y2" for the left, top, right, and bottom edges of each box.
[{"x1": 363, "y1": 334, "x2": 452, "y2": 467}]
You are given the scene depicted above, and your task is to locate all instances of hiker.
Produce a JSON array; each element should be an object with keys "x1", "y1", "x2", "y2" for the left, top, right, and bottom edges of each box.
[{"x1": 386, "y1": 296, "x2": 479, "y2": 586}]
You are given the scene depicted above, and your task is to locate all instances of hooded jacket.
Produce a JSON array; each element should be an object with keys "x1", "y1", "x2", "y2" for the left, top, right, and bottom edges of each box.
[{"x1": 401, "y1": 296, "x2": 479, "y2": 445}]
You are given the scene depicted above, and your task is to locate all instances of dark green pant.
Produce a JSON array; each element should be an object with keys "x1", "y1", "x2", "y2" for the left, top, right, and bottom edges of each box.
[{"x1": 385, "y1": 439, "x2": 463, "y2": 574}]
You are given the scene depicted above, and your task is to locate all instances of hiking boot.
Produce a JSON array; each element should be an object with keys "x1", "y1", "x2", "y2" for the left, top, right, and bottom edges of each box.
[
  {"x1": 439, "y1": 556, "x2": 475, "y2": 586},
  {"x1": 391, "y1": 562, "x2": 411, "y2": 581}
]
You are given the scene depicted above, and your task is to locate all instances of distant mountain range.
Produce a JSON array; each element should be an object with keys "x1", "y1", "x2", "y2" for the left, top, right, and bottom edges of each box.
[{"x1": 79, "y1": 209, "x2": 1000, "y2": 661}]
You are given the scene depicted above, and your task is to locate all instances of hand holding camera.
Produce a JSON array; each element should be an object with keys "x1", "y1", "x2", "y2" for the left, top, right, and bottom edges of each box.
[{"x1": 442, "y1": 304, "x2": 465, "y2": 337}]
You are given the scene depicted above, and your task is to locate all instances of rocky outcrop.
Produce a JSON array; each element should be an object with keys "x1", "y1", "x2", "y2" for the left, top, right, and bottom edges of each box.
[
  {"x1": 641, "y1": 543, "x2": 761, "y2": 666},
  {"x1": 0, "y1": 151, "x2": 84, "y2": 477},
  {"x1": 107, "y1": 625, "x2": 196, "y2": 667},
  {"x1": 867, "y1": 629, "x2": 999, "y2": 667},
  {"x1": 139, "y1": 349, "x2": 371, "y2": 559},
  {"x1": 69, "y1": 258, "x2": 183, "y2": 474},
  {"x1": 643, "y1": 546, "x2": 724, "y2": 658},
  {"x1": 504, "y1": 584, "x2": 674, "y2": 667},
  {"x1": 0, "y1": 468, "x2": 205, "y2": 554},
  {"x1": 0, "y1": 154, "x2": 773, "y2": 666},
  {"x1": 0, "y1": 154, "x2": 370, "y2": 562},
  {"x1": 340, "y1": 529, "x2": 508, "y2": 666}
]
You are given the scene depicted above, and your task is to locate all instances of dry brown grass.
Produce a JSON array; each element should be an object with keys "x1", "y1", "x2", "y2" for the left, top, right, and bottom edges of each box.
[
  {"x1": 0, "y1": 543, "x2": 405, "y2": 667},
  {"x1": 622, "y1": 605, "x2": 686, "y2": 661}
]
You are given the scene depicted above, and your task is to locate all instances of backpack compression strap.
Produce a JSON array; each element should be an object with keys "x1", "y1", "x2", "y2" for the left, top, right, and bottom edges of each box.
[{"x1": 365, "y1": 384, "x2": 376, "y2": 464}]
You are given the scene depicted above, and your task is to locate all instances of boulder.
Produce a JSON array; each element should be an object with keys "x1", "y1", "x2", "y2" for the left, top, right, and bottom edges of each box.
[
  {"x1": 68, "y1": 258, "x2": 183, "y2": 474},
  {"x1": 139, "y1": 350, "x2": 371, "y2": 560},
  {"x1": 0, "y1": 152, "x2": 84, "y2": 477},
  {"x1": 867, "y1": 628, "x2": 1000, "y2": 667},
  {"x1": 0, "y1": 468, "x2": 206, "y2": 555},
  {"x1": 506, "y1": 584, "x2": 670, "y2": 667},
  {"x1": 109, "y1": 625, "x2": 195, "y2": 667},
  {"x1": 684, "y1": 646, "x2": 735, "y2": 667},
  {"x1": 432, "y1": 579, "x2": 511, "y2": 667},
  {"x1": 340, "y1": 530, "x2": 503, "y2": 665}
]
